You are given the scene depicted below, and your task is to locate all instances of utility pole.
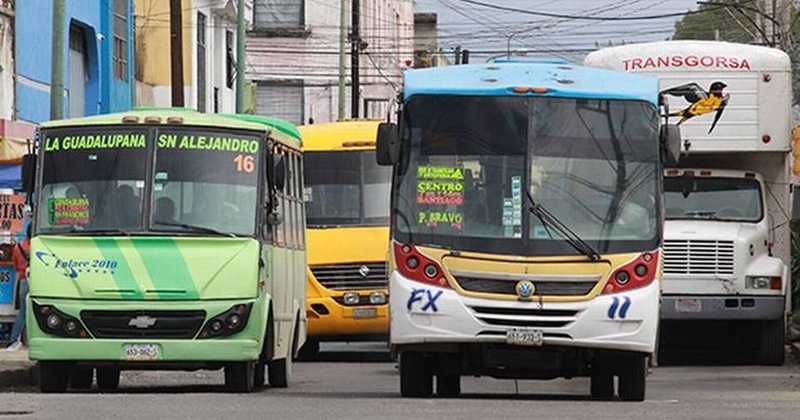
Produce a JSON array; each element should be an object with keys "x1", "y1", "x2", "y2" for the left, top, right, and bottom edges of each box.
[
  {"x1": 235, "y1": 0, "x2": 245, "y2": 113},
  {"x1": 170, "y1": 0, "x2": 185, "y2": 107},
  {"x1": 50, "y1": 0, "x2": 64, "y2": 120},
  {"x1": 338, "y1": 0, "x2": 348, "y2": 120},
  {"x1": 350, "y1": 0, "x2": 360, "y2": 119},
  {"x1": 775, "y1": 0, "x2": 793, "y2": 52}
]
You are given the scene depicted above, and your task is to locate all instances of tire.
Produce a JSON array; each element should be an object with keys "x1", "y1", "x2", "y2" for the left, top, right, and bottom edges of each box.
[
  {"x1": 618, "y1": 353, "x2": 647, "y2": 402},
  {"x1": 225, "y1": 361, "x2": 255, "y2": 393},
  {"x1": 436, "y1": 373, "x2": 460, "y2": 398},
  {"x1": 297, "y1": 338, "x2": 320, "y2": 361},
  {"x1": 399, "y1": 351, "x2": 432, "y2": 398},
  {"x1": 758, "y1": 318, "x2": 785, "y2": 366},
  {"x1": 96, "y1": 368, "x2": 120, "y2": 392},
  {"x1": 39, "y1": 361, "x2": 69, "y2": 393},
  {"x1": 254, "y1": 361, "x2": 266, "y2": 390},
  {"x1": 590, "y1": 358, "x2": 614, "y2": 400},
  {"x1": 69, "y1": 367, "x2": 94, "y2": 390},
  {"x1": 267, "y1": 357, "x2": 291, "y2": 388}
]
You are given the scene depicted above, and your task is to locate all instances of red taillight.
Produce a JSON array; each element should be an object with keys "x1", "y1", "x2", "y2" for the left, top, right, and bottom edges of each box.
[
  {"x1": 602, "y1": 250, "x2": 659, "y2": 294},
  {"x1": 393, "y1": 242, "x2": 450, "y2": 288}
]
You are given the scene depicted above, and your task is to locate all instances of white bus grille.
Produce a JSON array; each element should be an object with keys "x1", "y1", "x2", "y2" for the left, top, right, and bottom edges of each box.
[{"x1": 663, "y1": 240, "x2": 735, "y2": 275}]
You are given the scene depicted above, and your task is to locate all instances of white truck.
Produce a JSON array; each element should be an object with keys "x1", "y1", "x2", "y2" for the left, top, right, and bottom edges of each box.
[{"x1": 586, "y1": 41, "x2": 792, "y2": 364}]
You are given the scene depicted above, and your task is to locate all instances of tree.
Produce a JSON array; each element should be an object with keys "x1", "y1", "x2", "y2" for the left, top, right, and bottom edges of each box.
[{"x1": 673, "y1": 0, "x2": 800, "y2": 104}]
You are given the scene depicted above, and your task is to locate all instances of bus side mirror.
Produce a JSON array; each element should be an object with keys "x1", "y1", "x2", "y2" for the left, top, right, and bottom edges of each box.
[
  {"x1": 661, "y1": 124, "x2": 681, "y2": 166},
  {"x1": 271, "y1": 154, "x2": 287, "y2": 191},
  {"x1": 21, "y1": 153, "x2": 36, "y2": 194},
  {"x1": 376, "y1": 122, "x2": 399, "y2": 166}
]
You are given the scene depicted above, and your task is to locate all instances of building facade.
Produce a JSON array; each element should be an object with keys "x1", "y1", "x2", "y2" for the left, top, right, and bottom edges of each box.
[
  {"x1": 0, "y1": 1, "x2": 13, "y2": 120},
  {"x1": 246, "y1": 0, "x2": 414, "y2": 125},
  {"x1": 135, "y1": 0, "x2": 251, "y2": 113},
  {"x1": 15, "y1": 0, "x2": 135, "y2": 123}
]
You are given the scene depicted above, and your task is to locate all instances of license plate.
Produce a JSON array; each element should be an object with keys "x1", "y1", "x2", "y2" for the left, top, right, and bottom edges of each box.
[
  {"x1": 675, "y1": 298, "x2": 702, "y2": 313},
  {"x1": 506, "y1": 328, "x2": 544, "y2": 346},
  {"x1": 124, "y1": 344, "x2": 160, "y2": 361},
  {"x1": 353, "y1": 307, "x2": 377, "y2": 319}
]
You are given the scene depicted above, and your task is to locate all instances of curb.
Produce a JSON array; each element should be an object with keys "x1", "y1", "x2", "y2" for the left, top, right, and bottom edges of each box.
[{"x1": 0, "y1": 364, "x2": 36, "y2": 389}]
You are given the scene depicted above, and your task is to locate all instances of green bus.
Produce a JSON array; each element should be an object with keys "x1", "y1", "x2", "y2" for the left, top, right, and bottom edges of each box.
[{"x1": 23, "y1": 109, "x2": 307, "y2": 393}]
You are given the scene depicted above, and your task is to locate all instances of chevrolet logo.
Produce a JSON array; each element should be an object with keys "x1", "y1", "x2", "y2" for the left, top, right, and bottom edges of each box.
[{"x1": 128, "y1": 315, "x2": 157, "y2": 329}]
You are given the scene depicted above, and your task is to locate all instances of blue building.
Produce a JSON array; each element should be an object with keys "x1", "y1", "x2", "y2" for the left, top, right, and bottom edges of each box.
[{"x1": 15, "y1": 0, "x2": 134, "y2": 123}]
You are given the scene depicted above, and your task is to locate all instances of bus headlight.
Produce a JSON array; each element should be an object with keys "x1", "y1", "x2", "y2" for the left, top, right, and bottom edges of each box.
[
  {"x1": 343, "y1": 292, "x2": 360, "y2": 305},
  {"x1": 198, "y1": 303, "x2": 252, "y2": 339},
  {"x1": 32, "y1": 302, "x2": 90, "y2": 338},
  {"x1": 369, "y1": 292, "x2": 387, "y2": 304}
]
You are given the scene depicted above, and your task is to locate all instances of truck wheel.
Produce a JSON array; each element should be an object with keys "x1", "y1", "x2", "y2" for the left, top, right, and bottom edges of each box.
[
  {"x1": 96, "y1": 367, "x2": 120, "y2": 392},
  {"x1": 436, "y1": 373, "x2": 460, "y2": 397},
  {"x1": 590, "y1": 358, "x2": 614, "y2": 400},
  {"x1": 69, "y1": 367, "x2": 94, "y2": 390},
  {"x1": 225, "y1": 361, "x2": 255, "y2": 393},
  {"x1": 758, "y1": 318, "x2": 785, "y2": 366},
  {"x1": 399, "y1": 351, "x2": 432, "y2": 398},
  {"x1": 254, "y1": 360, "x2": 266, "y2": 389},
  {"x1": 618, "y1": 353, "x2": 646, "y2": 402},
  {"x1": 267, "y1": 357, "x2": 291, "y2": 388},
  {"x1": 297, "y1": 338, "x2": 320, "y2": 361},
  {"x1": 39, "y1": 361, "x2": 69, "y2": 393}
]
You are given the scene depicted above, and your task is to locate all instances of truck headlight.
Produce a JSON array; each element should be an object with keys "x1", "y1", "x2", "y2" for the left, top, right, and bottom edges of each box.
[{"x1": 746, "y1": 276, "x2": 782, "y2": 290}]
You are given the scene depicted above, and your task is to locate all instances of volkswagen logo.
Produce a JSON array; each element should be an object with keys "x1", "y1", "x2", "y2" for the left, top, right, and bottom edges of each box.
[
  {"x1": 358, "y1": 265, "x2": 371, "y2": 278},
  {"x1": 128, "y1": 315, "x2": 158, "y2": 329},
  {"x1": 515, "y1": 280, "x2": 535, "y2": 300}
]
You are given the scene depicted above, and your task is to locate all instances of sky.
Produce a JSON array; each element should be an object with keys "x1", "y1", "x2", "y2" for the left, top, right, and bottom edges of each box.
[{"x1": 413, "y1": 0, "x2": 702, "y2": 63}]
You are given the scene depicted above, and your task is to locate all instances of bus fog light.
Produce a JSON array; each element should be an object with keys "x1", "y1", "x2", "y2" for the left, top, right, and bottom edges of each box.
[
  {"x1": 210, "y1": 319, "x2": 224, "y2": 333},
  {"x1": 46, "y1": 314, "x2": 61, "y2": 329},
  {"x1": 65, "y1": 320, "x2": 79, "y2": 333},
  {"x1": 424, "y1": 264, "x2": 439, "y2": 278},
  {"x1": 369, "y1": 292, "x2": 387, "y2": 304},
  {"x1": 615, "y1": 271, "x2": 630, "y2": 286},
  {"x1": 406, "y1": 256, "x2": 419, "y2": 270},
  {"x1": 634, "y1": 264, "x2": 648, "y2": 277},
  {"x1": 343, "y1": 292, "x2": 360, "y2": 305},
  {"x1": 746, "y1": 276, "x2": 771, "y2": 289},
  {"x1": 226, "y1": 313, "x2": 242, "y2": 329}
]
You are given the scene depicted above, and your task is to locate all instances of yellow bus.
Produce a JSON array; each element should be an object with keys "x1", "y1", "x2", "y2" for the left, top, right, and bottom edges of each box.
[{"x1": 297, "y1": 120, "x2": 392, "y2": 357}]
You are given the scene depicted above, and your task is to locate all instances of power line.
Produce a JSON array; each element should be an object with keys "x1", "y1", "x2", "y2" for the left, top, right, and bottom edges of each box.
[{"x1": 451, "y1": 0, "x2": 725, "y2": 21}]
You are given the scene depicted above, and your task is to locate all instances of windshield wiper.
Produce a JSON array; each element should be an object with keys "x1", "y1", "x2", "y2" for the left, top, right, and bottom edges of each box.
[
  {"x1": 49, "y1": 227, "x2": 132, "y2": 236},
  {"x1": 153, "y1": 221, "x2": 236, "y2": 238},
  {"x1": 524, "y1": 189, "x2": 601, "y2": 261}
]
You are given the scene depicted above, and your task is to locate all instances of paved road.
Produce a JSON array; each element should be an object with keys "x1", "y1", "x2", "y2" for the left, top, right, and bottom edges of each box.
[{"x1": 3, "y1": 343, "x2": 800, "y2": 420}]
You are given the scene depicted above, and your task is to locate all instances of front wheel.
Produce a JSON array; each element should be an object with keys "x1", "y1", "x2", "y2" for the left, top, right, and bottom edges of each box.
[
  {"x1": 399, "y1": 351, "x2": 432, "y2": 398},
  {"x1": 225, "y1": 361, "x2": 255, "y2": 393},
  {"x1": 69, "y1": 367, "x2": 94, "y2": 390},
  {"x1": 758, "y1": 318, "x2": 785, "y2": 366},
  {"x1": 96, "y1": 367, "x2": 120, "y2": 392},
  {"x1": 267, "y1": 357, "x2": 291, "y2": 388},
  {"x1": 39, "y1": 361, "x2": 69, "y2": 393},
  {"x1": 590, "y1": 358, "x2": 614, "y2": 400},
  {"x1": 436, "y1": 372, "x2": 460, "y2": 398},
  {"x1": 297, "y1": 338, "x2": 320, "y2": 361},
  {"x1": 617, "y1": 353, "x2": 647, "y2": 402}
]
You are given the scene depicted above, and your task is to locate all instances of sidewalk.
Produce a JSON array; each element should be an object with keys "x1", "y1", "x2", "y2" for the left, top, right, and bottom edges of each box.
[{"x1": 0, "y1": 348, "x2": 35, "y2": 389}]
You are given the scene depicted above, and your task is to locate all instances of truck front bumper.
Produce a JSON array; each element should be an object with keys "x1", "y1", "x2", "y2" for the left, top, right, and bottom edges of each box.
[{"x1": 661, "y1": 294, "x2": 784, "y2": 320}]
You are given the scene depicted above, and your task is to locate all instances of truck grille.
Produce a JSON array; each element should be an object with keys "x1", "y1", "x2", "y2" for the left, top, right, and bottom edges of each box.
[
  {"x1": 469, "y1": 306, "x2": 579, "y2": 328},
  {"x1": 81, "y1": 310, "x2": 206, "y2": 339},
  {"x1": 456, "y1": 276, "x2": 596, "y2": 297},
  {"x1": 663, "y1": 239, "x2": 735, "y2": 275},
  {"x1": 310, "y1": 263, "x2": 388, "y2": 291}
]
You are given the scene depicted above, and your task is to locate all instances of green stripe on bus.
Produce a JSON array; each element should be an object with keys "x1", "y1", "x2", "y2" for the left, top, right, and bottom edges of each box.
[
  {"x1": 131, "y1": 238, "x2": 200, "y2": 300},
  {"x1": 93, "y1": 237, "x2": 144, "y2": 300}
]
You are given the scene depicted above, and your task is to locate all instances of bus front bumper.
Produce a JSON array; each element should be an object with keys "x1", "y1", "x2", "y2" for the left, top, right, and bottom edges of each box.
[
  {"x1": 307, "y1": 296, "x2": 389, "y2": 339},
  {"x1": 390, "y1": 271, "x2": 659, "y2": 354},
  {"x1": 28, "y1": 337, "x2": 260, "y2": 362}
]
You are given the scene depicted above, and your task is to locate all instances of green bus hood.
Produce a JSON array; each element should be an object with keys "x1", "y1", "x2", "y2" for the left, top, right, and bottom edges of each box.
[{"x1": 29, "y1": 236, "x2": 259, "y2": 300}]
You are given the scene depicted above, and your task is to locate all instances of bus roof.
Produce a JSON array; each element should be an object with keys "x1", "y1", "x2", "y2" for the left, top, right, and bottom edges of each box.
[
  {"x1": 39, "y1": 108, "x2": 302, "y2": 149},
  {"x1": 403, "y1": 61, "x2": 659, "y2": 105},
  {"x1": 298, "y1": 120, "x2": 381, "y2": 152}
]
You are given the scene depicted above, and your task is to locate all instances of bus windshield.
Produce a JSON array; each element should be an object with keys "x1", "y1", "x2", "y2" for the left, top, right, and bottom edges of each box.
[
  {"x1": 304, "y1": 150, "x2": 391, "y2": 227},
  {"x1": 37, "y1": 127, "x2": 149, "y2": 233},
  {"x1": 665, "y1": 176, "x2": 762, "y2": 222},
  {"x1": 36, "y1": 126, "x2": 264, "y2": 237},
  {"x1": 151, "y1": 128, "x2": 262, "y2": 236},
  {"x1": 394, "y1": 95, "x2": 660, "y2": 256}
]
